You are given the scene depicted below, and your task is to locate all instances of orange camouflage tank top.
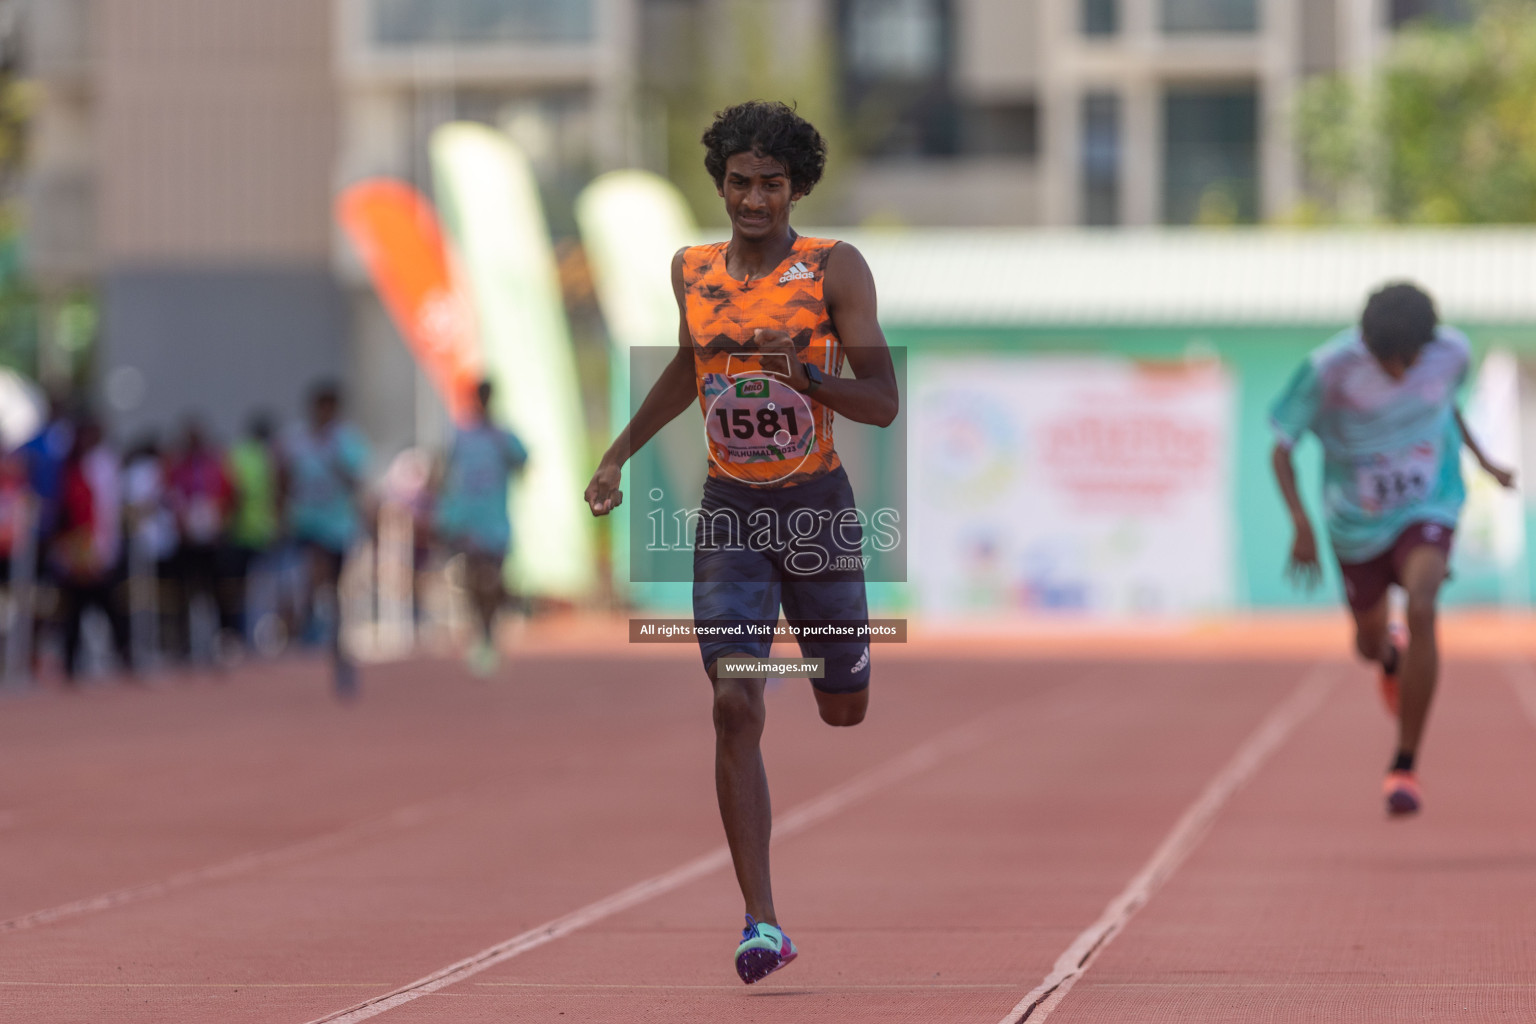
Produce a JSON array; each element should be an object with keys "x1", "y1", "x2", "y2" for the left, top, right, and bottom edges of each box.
[{"x1": 683, "y1": 236, "x2": 843, "y2": 489}]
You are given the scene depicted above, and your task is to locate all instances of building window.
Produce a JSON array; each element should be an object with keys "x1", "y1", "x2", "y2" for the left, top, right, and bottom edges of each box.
[
  {"x1": 838, "y1": 0, "x2": 957, "y2": 157},
  {"x1": 1389, "y1": 0, "x2": 1472, "y2": 28},
  {"x1": 1162, "y1": 86, "x2": 1258, "y2": 224},
  {"x1": 962, "y1": 102, "x2": 1038, "y2": 158},
  {"x1": 845, "y1": 0, "x2": 945, "y2": 78},
  {"x1": 370, "y1": 0, "x2": 595, "y2": 47},
  {"x1": 1082, "y1": 0, "x2": 1119, "y2": 37},
  {"x1": 1082, "y1": 92, "x2": 1121, "y2": 226},
  {"x1": 1160, "y1": 0, "x2": 1258, "y2": 33}
]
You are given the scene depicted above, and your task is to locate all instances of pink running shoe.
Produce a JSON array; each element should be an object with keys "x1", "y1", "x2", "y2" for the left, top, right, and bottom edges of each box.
[{"x1": 1384, "y1": 769, "x2": 1421, "y2": 816}]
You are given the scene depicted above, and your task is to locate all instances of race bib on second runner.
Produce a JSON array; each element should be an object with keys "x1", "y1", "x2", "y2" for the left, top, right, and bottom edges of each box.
[
  {"x1": 703, "y1": 373, "x2": 816, "y2": 466},
  {"x1": 1355, "y1": 439, "x2": 1438, "y2": 515}
]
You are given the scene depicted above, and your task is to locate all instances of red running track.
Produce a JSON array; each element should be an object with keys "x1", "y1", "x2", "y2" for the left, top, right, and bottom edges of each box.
[{"x1": 2, "y1": 647, "x2": 1534, "y2": 1022}]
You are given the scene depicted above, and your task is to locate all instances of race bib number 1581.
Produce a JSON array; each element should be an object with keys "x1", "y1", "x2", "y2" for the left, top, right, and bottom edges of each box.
[{"x1": 705, "y1": 375, "x2": 814, "y2": 464}]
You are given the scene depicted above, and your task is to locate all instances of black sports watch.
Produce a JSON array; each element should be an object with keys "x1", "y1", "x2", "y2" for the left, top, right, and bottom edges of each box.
[{"x1": 799, "y1": 361, "x2": 824, "y2": 394}]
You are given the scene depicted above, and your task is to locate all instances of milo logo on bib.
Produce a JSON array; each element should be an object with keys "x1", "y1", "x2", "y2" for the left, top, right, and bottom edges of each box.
[{"x1": 736, "y1": 379, "x2": 769, "y2": 399}]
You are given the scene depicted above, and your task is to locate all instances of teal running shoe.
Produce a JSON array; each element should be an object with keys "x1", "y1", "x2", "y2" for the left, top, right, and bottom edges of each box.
[
  {"x1": 734, "y1": 914, "x2": 797, "y2": 984},
  {"x1": 467, "y1": 640, "x2": 499, "y2": 677}
]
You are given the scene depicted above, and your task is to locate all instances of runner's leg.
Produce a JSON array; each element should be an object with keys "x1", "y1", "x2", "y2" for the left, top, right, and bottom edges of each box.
[
  {"x1": 813, "y1": 688, "x2": 867, "y2": 726},
  {"x1": 469, "y1": 553, "x2": 502, "y2": 645},
  {"x1": 1396, "y1": 543, "x2": 1448, "y2": 757},
  {"x1": 779, "y1": 473, "x2": 872, "y2": 728},
  {"x1": 1350, "y1": 590, "x2": 1392, "y2": 667},
  {"x1": 105, "y1": 573, "x2": 133, "y2": 675},
  {"x1": 693, "y1": 474, "x2": 790, "y2": 929},
  {"x1": 460, "y1": 551, "x2": 503, "y2": 675},
  {"x1": 307, "y1": 545, "x2": 353, "y2": 696},
  {"x1": 694, "y1": 499, "x2": 779, "y2": 926},
  {"x1": 321, "y1": 548, "x2": 345, "y2": 661},
  {"x1": 709, "y1": 663, "x2": 776, "y2": 925},
  {"x1": 59, "y1": 581, "x2": 85, "y2": 681}
]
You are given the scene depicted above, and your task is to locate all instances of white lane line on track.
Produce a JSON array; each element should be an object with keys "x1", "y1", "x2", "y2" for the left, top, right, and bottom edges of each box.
[
  {"x1": 301, "y1": 700, "x2": 1047, "y2": 1024},
  {"x1": 1506, "y1": 659, "x2": 1536, "y2": 725},
  {"x1": 469, "y1": 981, "x2": 1024, "y2": 991},
  {"x1": 0, "y1": 981, "x2": 394, "y2": 989},
  {"x1": 997, "y1": 663, "x2": 1339, "y2": 1024},
  {"x1": 0, "y1": 801, "x2": 448, "y2": 934}
]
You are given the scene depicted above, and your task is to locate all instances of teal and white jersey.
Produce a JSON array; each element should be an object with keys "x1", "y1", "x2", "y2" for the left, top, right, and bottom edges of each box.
[
  {"x1": 284, "y1": 422, "x2": 370, "y2": 553},
  {"x1": 434, "y1": 423, "x2": 527, "y2": 554},
  {"x1": 1270, "y1": 326, "x2": 1470, "y2": 563}
]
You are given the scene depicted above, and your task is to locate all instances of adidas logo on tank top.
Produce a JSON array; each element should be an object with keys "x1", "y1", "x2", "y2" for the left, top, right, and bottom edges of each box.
[{"x1": 778, "y1": 261, "x2": 815, "y2": 284}]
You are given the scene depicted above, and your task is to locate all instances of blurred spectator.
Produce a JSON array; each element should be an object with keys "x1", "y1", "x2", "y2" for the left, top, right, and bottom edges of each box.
[
  {"x1": 380, "y1": 445, "x2": 437, "y2": 622},
  {"x1": 20, "y1": 391, "x2": 74, "y2": 543},
  {"x1": 52, "y1": 418, "x2": 132, "y2": 682},
  {"x1": 0, "y1": 450, "x2": 30, "y2": 586},
  {"x1": 0, "y1": 449, "x2": 33, "y2": 676},
  {"x1": 122, "y1": 435, "x2": 177, "y2": 667},
  {"x1": 223, "y1": 412, "x2": 281, "y2": 649},
  {"x1": 284, "y1": 382, "x2": 369, "y2": 697},
  {"x1": 433, "y1": 379, "x2": 527, "y2": 675},
  {"x1": 20, "y1": 393, "x2": 75, "y2": 672},
  {"x1": 166, "y1": 418, "x2": 233, "y2": 663}
]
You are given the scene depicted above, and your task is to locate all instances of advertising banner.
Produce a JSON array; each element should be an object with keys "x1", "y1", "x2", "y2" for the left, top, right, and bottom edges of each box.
[
  {"x1": 910, "y1": 356, "x2": 1234, "y2": 617},
  {"x1": 336, "y1": 179, "x2": 482, "y2": 423},
  {"x1": 430, "y1": 123, "x2": 596, "y2": 598},
  {"x1": 575, "y1": 171, "x2": 700, "y2": 607},
  {"x1": 1457, "y1": 348, "x2": 1528, "y2": 602}
]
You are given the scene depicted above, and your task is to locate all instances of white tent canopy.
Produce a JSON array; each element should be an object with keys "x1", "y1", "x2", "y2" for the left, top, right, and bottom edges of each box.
[{"x1": 806, "y1": 229, "x2": 1536, "y2": 327}]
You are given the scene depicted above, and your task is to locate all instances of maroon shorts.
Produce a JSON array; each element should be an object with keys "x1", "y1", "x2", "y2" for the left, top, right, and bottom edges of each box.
[{"x1": 1338, "y1": 521, "x2": 1454, "y2": 613}]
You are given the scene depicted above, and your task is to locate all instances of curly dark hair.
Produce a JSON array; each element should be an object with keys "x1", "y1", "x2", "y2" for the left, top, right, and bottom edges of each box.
[
  {"x1": 702, "y1": 101, "x2": 828, "y2": 196},
  {"x1": 1361, "y1": 282, "x2": 1438, "y2": 364}
]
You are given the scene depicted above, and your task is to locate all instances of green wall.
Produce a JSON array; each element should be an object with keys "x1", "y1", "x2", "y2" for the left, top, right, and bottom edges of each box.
[{"x1": 617, "y1": 323, "x2": 1536, "y2": 612}]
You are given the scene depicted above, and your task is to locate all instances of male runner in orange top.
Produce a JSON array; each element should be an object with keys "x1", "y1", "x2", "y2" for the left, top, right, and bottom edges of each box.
[{"x1": 585, "y1": 101, "x2": 899, "y2": 983}]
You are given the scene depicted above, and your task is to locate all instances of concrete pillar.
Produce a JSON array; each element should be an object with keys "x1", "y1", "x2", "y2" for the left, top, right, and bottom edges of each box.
[
  {"x1": 1338, "y1": 0, "x2": 1386, "y2": 81},
  {"x1": 1336, "y1": 0, "x2": 1384, "y2": 219},
  {"x1": 1121, "y1": 0, "x2": 1159, "y2": 225},
  {"x1": 1122, "y1": 77, "x2": 1160, "y2": 225},
  {"x1": 1259, "y1": 0, "x2": 1302, "y2": 219},
  {"x1": 592, "y1": 0, "x2": 638, "y2": 171},
  {"x1": 1038, "y1": 0, "x2": 1079, "y2": 225}
]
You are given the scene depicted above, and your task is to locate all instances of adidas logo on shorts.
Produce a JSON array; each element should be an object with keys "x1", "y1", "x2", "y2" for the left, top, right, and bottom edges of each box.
[
  {"x1": 778, "y1": 261, "x2": 815, "y2": 284},
  {"x1": 851, "y1": 646, "x2": 869, "y2": 674}
]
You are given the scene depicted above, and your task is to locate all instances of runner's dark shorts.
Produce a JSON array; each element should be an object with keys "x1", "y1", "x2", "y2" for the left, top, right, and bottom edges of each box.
[
  {"x1": 693, "y1": 465, "x2": 871, "y2": 694},
  {"x1": 1338, "y1": 520, "x2": 1455, "y2": 613}
]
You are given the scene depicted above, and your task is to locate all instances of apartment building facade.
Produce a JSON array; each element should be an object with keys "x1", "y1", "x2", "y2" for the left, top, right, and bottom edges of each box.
[
  {"x1": 21, "y1": 0, "x2": 1467, "y2": 443},
  {"x1": 25, "y1": 0, "x2": 346, "y2": 439},
  {"x1": 834, "y1": 0, "x2": 1467, "y2": 227},
  {"x1": 23, "y1": 0, "x2": 638, "y2": 448}
]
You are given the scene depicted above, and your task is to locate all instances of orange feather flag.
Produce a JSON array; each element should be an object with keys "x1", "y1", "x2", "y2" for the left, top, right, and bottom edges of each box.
[{"x1": 337, "y1": 179, "x2": 482, "y2": 423}]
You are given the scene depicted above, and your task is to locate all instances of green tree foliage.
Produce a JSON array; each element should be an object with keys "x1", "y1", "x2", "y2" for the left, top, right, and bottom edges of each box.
[
  {"x1": 1297, "y1": 1, "x2": 1536, "y2": 223},
  {"x1": 0, "y1": 70, "x2": 35, "y2": 374}
]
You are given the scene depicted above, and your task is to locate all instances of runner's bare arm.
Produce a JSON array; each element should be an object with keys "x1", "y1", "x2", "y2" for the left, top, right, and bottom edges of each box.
[
  {"x1": 585, "y1": 249, "x2": 699, "y2": 516},
  {"x1": 753, "y1": 243, "x2": 898, "y2": 427},
  {"x1": 1453, "y1": 408, "x2": 1516, "y2": 489},
  {"x1": 1271, "y1": 442, "x2": 1321, "y2": 590}
]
